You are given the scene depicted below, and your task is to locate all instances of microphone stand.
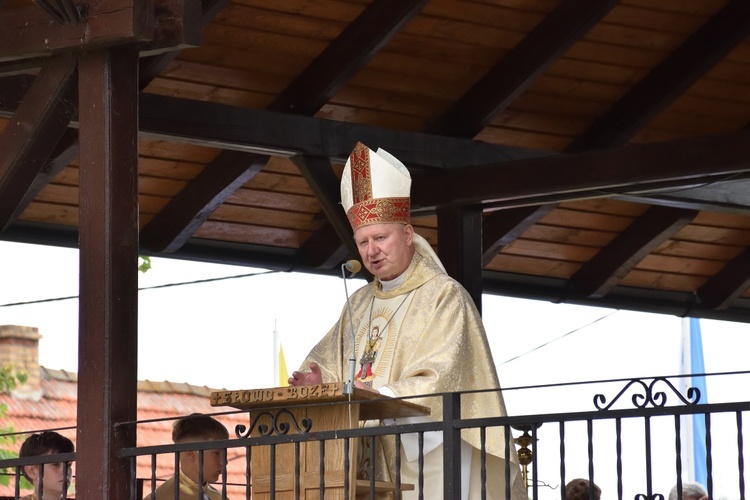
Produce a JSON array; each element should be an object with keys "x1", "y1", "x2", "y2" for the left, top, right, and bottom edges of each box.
[{"x1": 341, "y1": 261, "x2": 359, "y2": 395}]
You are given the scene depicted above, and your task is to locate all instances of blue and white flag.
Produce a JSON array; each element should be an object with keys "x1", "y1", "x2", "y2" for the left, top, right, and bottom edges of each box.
[{"x1": 680, "y1": 317, "x2": 708, "y2": 485}]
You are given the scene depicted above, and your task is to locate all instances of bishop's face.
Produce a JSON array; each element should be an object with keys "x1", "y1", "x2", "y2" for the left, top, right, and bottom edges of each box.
[{"x1": 354, "y1": 223, "x2": 414, "y2": 281}]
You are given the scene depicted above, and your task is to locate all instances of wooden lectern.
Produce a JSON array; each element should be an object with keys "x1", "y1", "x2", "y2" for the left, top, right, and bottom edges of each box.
[{"x1": 211, "y1": 383, "x2": 430, "y2": 499}]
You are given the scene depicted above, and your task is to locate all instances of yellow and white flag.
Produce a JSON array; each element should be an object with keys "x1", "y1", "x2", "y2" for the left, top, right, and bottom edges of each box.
[
  {"x1": 274, "y1": 320, "x2": 289, "y2": 387},
  {"x1": 278, "y1": 342, "x2": 289, "y2": 387}
]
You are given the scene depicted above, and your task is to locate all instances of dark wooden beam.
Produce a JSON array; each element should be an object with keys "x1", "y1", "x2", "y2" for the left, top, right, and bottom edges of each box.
[
  {"x1": 271, "y1": 0, "x2": 427, "y2": 115},
  {"x1": 140, "y1": 0, "x2": 428, "y2": 256},
  {"x1": 76, "y1": 44, "x2": 139, "y2": 500},
  {"x1": 428, "y1": 0, "x2": 619, "y2": 138},
  {"x1": 290, "y1": 155, "x2": 360, "y2": 260},
  {"x1": 412, "y1": 130, "x2": 750, "y2": 209},
  {"x1": 1, "y1": 2, "x2": 151, "y2": 62},
  {"x1": 426, "y1": 0, "x2": 618, "y2": 274},
  {"x1": 0, "y1": 77, "x2": 541, "y2": 166},
  {"x1": 0, "y1": 0, "x2": 205, "y2": 236},
  {"x1": 698, "y1": 249, "x2": 750, "y2": 309},
  {"x1": 138, "y1": 0, "x2": 228, "y2": 85},
  {"x1": 269, "y1": 0, "x2": 426, "y2": 267},
  {"x1": 0, "y1": 0, "x2": 201, "y2": 63},
  {"x1": 0, "y1": 57, "x2": 49, "y2": 76},
  {"x1": 297, "y1": 223, "x2": 349, "y2": 270},
  {"x1": 8, "y1": 217, "x2": 750, "y2": 324},
  {"x1": 438, "y1": 206, "x2": 483, "y2": 312},
  {"x1": 135, "y1": 93, "x2": 543, "y2": 167},
  {"x1": 136, "y1": 0, "x2": 244, "y2": 254},
  {"x1": 138, "y1": 0, "x2": 202, "y2": 57},
  {"x1": 482, "y1": 205, "x2": 555, "y2": 266},
  {"x1": 480, "y1": 268, "x2": 750, "y2": 324},
  {"x1": 571, "y1": 206, "x2": 698, "y2": 297},
  {"x1": 614, "y1": 176, "x2": 750, "y2": 218},
  {"x1": 568, "y1": 0, "x2": 750, "y2": 151},
  {"x1": 140, "y1": 150, "x2": 266, "y2": 252},
  {"x1": 32, "y1": 0, "x2": 81, "y2": 25},
  {"x1": 6, "y1": 74, "x2": 750, "y2": 215},
  {"x1": 0, "y1": 56, "x2": 77, "y2": 231},
  {"x1": 13, "y1": 128, "x2": 79, "y2": 221},
  {"x1": 4, "y1": 75, "x2": 748, "y2": 212}
]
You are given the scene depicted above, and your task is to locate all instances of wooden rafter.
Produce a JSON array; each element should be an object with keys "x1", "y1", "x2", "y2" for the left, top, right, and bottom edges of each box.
[
  {"x1": 276, "y1": 0, "x2": 427, "y2": 267},
  {"x1": 0, "y1": 1, "x2": 198, "y2": 62},
  {"x1": 133, "y1": 93, "x2": 540, "y2": 166},
  {"x1": 13, "y1": 128, "x2": 79, "y2": 219},
  {"x1": 481, "y1": 205, "x2": 555, "y2": 266},
  {"x1": 0, "y1": 79, "x2": 541, "y2": 165},
  {"x1": 3, "y1": 79, "x2": 747, "y2": 215},
  {"x1": 1, "y1": 3, "x2": 151, "y2": 62},
  {"x1": 427, "y1": 0, "x2": 619, "y2": 138},
  {"x1": 412, "y1": 130, "x2": 750, "y2": 210},
  {"x1": 140, "y1": 150, "x2": 267, "y2": 252},
  {"x1": 698, "y1": 249, "x2": 750, "y2": 309},
  {"x1": 32, "y1": 0, "x2": 80, "y2": 25},
  {"x1": 139, "y1": 0, "x2": 229, "y2": 86},
  {"x1": 0, "y1": 0, "x2": 217, "y2": 246},
  {"x1": 543, "y1": 0, "x2": 750, "y2": 298},
  {"x1": 271, "y1": 0, "x2": 428, "y2": 115},
  {"x1": 424, "y1": 0, "x2": 617, "y2": 283},
  {"x1": 0, "y1": 0, "x2": 203, "y2": 233},
  {"x1": 521, "y1": 0, "x2": 750, "y2": 299},
  {"x1": 570, "y1": 206, "x2": 698, "y2": 298},
  {"x1": 290, "y1": 155, "x2": 359, "y2": 263},
  {"x1": 567, "y1": 0, "x2": 750, "y2": 152},
  {"x1": 0, "y1": 56, "x2": 77, "y2": 231},
  {"x1": 297, "y1": 223, "x2": 349, "y2": 270},
  {"x1": 141, "y1": 0, "x2": 430, "y2": 256}
]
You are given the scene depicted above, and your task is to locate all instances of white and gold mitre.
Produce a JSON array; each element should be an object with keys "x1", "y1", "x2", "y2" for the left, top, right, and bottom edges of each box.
[{"x1": 340, "y1": 142, "x2": 411, "y2": 231}]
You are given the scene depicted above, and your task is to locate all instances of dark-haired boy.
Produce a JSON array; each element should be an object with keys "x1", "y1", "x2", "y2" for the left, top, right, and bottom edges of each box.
[
  {"x1": 145, "y1": 413, "x2": 230, "y2": 500},
  {"x1": 19, "y1": 431, "x2": 75, "y2": 500}
]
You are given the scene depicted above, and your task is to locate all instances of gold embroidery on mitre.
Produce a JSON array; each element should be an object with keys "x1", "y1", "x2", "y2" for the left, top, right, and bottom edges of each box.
[
  {"x1": 349, "y1": 142, "x2": 372, "y2": 205},
  {"x1": 347, "y1": 197, "x2": 410, "y2": 230}
]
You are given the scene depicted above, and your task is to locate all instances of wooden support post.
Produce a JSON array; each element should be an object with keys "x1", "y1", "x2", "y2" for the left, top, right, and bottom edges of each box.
[
  {"x1": 437, "y1": 206, "x2": 484, "y2": 314},
  {"x1": 76, "y1": 45, "x2": 140, "y2": 498}
]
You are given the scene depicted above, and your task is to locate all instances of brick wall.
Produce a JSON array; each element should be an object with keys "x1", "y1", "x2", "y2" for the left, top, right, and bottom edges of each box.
[{"x1": 0, "y1": 325, "x2": 42, "y2": 400}]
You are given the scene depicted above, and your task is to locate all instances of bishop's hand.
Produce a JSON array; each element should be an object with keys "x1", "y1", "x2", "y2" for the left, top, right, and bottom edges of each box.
[
  {"x1": 353, "y1": 379, "x2": 378, "y2": 393},
  {"x1": 289, "y1": 362, "x2": 323, "y2": 386}
]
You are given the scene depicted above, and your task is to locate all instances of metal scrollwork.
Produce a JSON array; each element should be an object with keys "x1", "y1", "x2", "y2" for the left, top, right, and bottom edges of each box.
[
  {"x1": 594, "y1": 377, "x2": 702, "y2": 411},
  {"x1": 234, "y1": 409, "x2": 313, "y2": 438},
  {"x1": 635, "y1": 493, "x2": 665, "y2": 500}
]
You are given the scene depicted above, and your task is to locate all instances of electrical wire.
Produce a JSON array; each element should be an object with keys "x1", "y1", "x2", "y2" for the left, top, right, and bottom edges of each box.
[
  {"x1": 0, "y1": 270, "x2": 278, "y2": 309},
  {"x1": 496, "y1": 309, "x2": 619, "y2": 366}
]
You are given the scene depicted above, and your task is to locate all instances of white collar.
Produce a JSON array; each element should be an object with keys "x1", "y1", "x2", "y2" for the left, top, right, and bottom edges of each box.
[{"x1": 380, "y1": 269, "x2": 407, "y2": 292}]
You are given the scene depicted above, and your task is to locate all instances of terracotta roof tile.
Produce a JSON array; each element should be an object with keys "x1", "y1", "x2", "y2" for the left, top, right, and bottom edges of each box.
[{"x1": 0, "y1": 367, "x2": 250, "y2": 497}]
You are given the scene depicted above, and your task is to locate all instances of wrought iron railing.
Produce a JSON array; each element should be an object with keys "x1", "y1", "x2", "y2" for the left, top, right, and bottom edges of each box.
[{"x1": 1, "y1": 374, "x2": 748, "y2": 499}]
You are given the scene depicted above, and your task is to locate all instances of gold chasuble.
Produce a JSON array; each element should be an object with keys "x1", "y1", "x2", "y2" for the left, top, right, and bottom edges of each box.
[{"x1": 300, "y1": 240, "x2": 527, "y2": 500}]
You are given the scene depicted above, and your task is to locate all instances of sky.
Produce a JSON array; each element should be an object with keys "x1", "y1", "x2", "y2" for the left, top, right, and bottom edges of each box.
[{"x1": 1, "y1": 239, "x2": 749, "y2": 498}]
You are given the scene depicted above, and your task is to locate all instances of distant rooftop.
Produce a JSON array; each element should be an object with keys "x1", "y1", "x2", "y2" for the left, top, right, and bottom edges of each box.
[{"x1": 0, "y1": 325, "x2": 248, "y2": 497}]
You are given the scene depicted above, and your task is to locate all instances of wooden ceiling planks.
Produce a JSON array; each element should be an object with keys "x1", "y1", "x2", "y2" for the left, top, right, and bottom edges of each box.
[{"x1": 3, "y1": 0, "x2": 750, "y2": 319}]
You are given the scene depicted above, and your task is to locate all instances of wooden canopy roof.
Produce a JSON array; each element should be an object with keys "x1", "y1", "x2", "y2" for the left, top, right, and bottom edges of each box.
[{"x1": 2, "y1": 0, "x2": 750, "y2": 321}]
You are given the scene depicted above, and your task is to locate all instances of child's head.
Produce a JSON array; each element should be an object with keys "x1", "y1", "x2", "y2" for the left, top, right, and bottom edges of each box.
[
  {"x1": 19, "y1": 431, "x2": 75, "y2": 496},
  {"x1": 565, "y1": 478, "x2": 601, "y2": 500},
  {"x1": 172, "y1": 414, "x2": 229, "y2": 484}
]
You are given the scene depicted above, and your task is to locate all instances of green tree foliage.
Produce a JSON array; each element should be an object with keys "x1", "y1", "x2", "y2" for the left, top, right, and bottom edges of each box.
[
  {"x1": 0, "y1": 366, "x2": 31, "y2": 488},
  {"x1": 138, "y1": 255, "x2": 152, "y2": 273}
]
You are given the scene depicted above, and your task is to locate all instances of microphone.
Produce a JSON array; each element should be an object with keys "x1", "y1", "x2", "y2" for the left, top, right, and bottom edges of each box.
[
  {"x1": 344, "y1": 259, "x2": 361, "y2": 274},
  {"x1": 341, "y1": 260, "x2": 361, "y2": 394}
]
